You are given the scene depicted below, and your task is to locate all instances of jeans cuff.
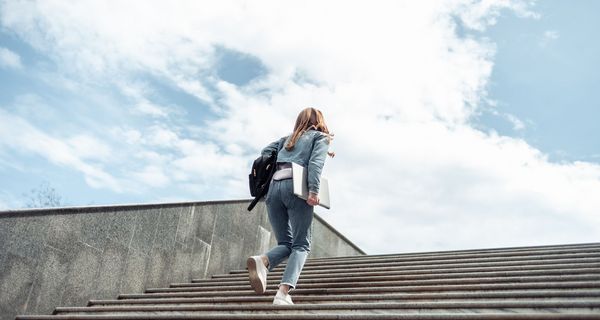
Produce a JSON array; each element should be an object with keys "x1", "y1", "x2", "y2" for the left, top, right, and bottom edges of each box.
[{"x1": 279, "y1": 282, "x2": 295, "y2": 291}]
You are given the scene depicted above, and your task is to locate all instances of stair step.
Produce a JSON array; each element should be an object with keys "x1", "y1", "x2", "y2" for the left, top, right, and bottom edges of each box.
[
  {"x1": 146, "y1": 274, "x2": 600, "y2": 293},
  {"x1": 91, "y1": 290, "x2": 600, "y2": 306},
  {"x1": 54, "y1": 300, "x2": 600, "y2": 316},
  {"x1": 119, "y1": 281, "x2": 600, "y2": 299},
  {"x1": 229, "y1": 253, "x2": 600, "y2": 273},
  {"x1": 197, "y1": 262, "x2": 600, "y2": 282},
  {"x1": 299, "y1": 245, "x2": 600, "y2": 266},
  {"x1": 177, "y1": 267, "x2": 600, "y2": 288},
  {"x1": 210, "y1": 259, "x2": 600, "y2": 278},
  {"x1": 16, "y1": 313, "x2": 600, "y2": 320},
  {"x1": 307, "y1": 242, "x2": 600, "y2": 262}
]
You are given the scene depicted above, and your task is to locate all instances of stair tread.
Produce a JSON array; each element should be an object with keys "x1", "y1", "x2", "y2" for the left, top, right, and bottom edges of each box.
[
  {"x1": 229, "y1": 254, "x2": 600, "y2": 273},
  {"x1": 58, "y1": 300, "x2": 600, "y2": 313},
  {"x1": 91, "y1": 290, "x2": 600, "y2": 306},
  {"x1": 307, "y1": 242, "x2": 600, "y2": 261},
  {"x1": 177, "y1": 267, "x2": 600, "y2": 287},
  {"x1": 118, "y1": 281, "x2": 600, "y2": 299},
  {"x1": 16, "y1": 313, "x2": 600, "y2": 320},
  {"x1": 197, "y1": 263, "x2": 600, "y2": 282},
  {"x1": 211, "y1": 259, "x2": 600, "y2": 278},
  {"x1": 299, "y1": 246, "x2": 600, "y2": 265},
  {"x1": 147, "y1": 274, "x2": 600, "y2": 293}
]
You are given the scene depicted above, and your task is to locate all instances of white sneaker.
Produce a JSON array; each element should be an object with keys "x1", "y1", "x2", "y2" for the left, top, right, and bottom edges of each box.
[
  {"x1": 247, "y1": 256, "x2": 268, "y2": 294},
  {"x1": 273, "y1": 290, "x2": 294, "y2": 305}
]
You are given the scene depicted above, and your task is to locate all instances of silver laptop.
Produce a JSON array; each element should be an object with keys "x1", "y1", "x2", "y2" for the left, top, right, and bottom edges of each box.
[{"x1": 292, "y1": 162, "x2": 331, "y2": 209}]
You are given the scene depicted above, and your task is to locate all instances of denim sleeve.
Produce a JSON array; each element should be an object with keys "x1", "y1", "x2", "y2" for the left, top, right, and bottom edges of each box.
[
  {"x1": 261, "y1": 139, "x2": 281, "y2": 156},
  {"x1": 307, "y1": 134, "x2": 329, "y2": 194}
]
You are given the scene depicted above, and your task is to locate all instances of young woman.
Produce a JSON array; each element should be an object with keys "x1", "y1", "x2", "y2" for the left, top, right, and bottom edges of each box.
[{"x1": 247, "y1": 107, "x2": 334, "y2": 305}]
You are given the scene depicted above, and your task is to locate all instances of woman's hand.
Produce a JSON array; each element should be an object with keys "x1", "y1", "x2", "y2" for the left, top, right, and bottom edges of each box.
[{"x1": 307, "y1": 192, "x2": 320, "y2": 206}]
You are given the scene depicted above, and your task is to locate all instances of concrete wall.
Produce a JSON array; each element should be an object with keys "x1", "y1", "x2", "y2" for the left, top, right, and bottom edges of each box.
[{"x1": 0, "y1": 199, "x2": 364, "y2": 319}]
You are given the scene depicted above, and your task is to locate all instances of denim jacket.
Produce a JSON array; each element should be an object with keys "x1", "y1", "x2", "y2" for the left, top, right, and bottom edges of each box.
[{"x1": 262, "y1": 130, "x2": 329, "y2": 194}]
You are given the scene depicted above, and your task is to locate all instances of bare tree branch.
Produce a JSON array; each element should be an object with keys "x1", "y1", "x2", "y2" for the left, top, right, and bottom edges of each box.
[{"x1": 23, "y1": 181, "x2": 64, "y2": 208}]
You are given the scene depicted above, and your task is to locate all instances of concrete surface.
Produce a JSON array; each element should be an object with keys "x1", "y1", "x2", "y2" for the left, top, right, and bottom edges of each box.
[{"x1": 0, "y1": 199, "x2": 365, "y2": 319}]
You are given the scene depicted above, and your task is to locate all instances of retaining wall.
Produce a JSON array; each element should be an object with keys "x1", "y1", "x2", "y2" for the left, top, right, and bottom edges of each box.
[{"x1": 0, "y1": 199, "x2": 364, "y2": 319}]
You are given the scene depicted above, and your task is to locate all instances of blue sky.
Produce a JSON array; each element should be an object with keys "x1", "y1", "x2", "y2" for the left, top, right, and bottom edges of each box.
[
  {"x1": 1, "y1": 1, "x2": 599, "y2": 254},
  {"x1": 476, "y1": 0, "x2": 600, "y2": 162}
]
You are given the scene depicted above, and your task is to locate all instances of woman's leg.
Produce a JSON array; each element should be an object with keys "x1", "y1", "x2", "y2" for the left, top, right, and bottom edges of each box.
[
  {"x1": 249, "y1": 180, "x2": 293, "y2": 295},
  {"x1": 264, "y1": 180, "x2": 293, "y2": 271},
  {"x1": 279, "y1": 180, "x2": 314, "y2": 291}
]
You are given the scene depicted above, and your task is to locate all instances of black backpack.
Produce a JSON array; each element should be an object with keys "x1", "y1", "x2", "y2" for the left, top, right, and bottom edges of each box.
[{"x1": 247, "y1": 136, "x2": 287, "y2": 211}]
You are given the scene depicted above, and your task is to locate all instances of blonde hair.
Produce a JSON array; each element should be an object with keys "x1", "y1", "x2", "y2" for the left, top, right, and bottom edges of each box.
[{"x1": 286, "y1": 107, "x2": 333, "y2": 154}]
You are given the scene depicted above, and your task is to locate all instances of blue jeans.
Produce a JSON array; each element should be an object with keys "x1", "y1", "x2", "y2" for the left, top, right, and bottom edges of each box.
[{"x1": 264, "y1": 178, "x2": 314, "y2": 289}]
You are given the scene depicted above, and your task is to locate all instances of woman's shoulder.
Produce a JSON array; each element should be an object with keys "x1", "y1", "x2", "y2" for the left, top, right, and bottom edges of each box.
[
  {"x1": 305, "y1": 129, "x2": 326, "y2": 137},
  {"x1": 306, "y1": 129, "x2": 330, "y2": 142}
]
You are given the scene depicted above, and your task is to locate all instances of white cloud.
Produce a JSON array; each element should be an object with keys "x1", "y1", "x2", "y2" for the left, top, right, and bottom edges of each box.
[
  {"x1": 67, "y1": 134, "x2": 113, "y2": 161},
  {"x1": 0, "y1": 0, "x2": 215, "y2": 104},
  {"x1": 145, "y1": 125, "x2": 180, "y2": 148},
  {"x1": 487, "y1": 107, "x2": 527, "y2": 131},
  {"x1": 172, "y1": 141, "x2": 247, "y2": 180},
  {"x1": 110, "y1": 127, "x2": 143, "y2": 145},
  {"x1": 453, "y1": 0, "x2": 540, "y2": 31},
  {"x1": 103, "y1": 123, "x2": 248, "y2": 196},
  {"x1": 544, "y1": 30, "x2": 560, "y2": 40},
  {"x1": 504, "y1": 113, "x2": 526, "y2": 131},
  {"x1": 0, "y1": 46, "x2": 22, "y2": 69},
  {"x1": 132, "y1": 165, "x2": 170, "y2": 187},
  {"x1": 118, "y1": 81, "x2": 173, "y2": 118},
  {"x1": 135, "y1": 101, "x2": 168, "y2": 118},
  {"x1": 0, "y1": 109, "x2": 123, "y2": 192},
  {"x1": 2, "y1": 0, "x2": 599, "y2": 254},
  {"x1": 540, "y1": 30, "x2": 560, "y2": 46}
]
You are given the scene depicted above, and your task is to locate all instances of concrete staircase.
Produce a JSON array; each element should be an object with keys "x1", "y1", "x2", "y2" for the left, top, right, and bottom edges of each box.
[{"x1": 16, "y1": 242, "x2": 600, "y2": 319}]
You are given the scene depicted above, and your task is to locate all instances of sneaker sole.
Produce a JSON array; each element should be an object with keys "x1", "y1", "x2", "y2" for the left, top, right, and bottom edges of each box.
[
  {"x1": 273, "y1": 298, "x2": 294, "y2": 305},
  {"x1": 247, "y1": 257, "x2": 265, "y2": 294}
]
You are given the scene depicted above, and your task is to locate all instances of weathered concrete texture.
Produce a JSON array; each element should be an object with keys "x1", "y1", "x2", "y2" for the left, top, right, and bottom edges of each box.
[
  {"x1": 0, "y1": 199, "x2": 364, "y2": 320},
  {"x1": 311, "y1": 213, "x2": 366, "y2": 258}
]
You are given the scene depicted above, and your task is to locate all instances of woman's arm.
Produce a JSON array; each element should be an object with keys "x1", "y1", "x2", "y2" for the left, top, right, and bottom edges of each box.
[
  {"x1": 261, "y1": 138, "x2": 283, "y2": 156},
  {"x1": 307, "y1": 133, "x2": 329, "y2": 195}
]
